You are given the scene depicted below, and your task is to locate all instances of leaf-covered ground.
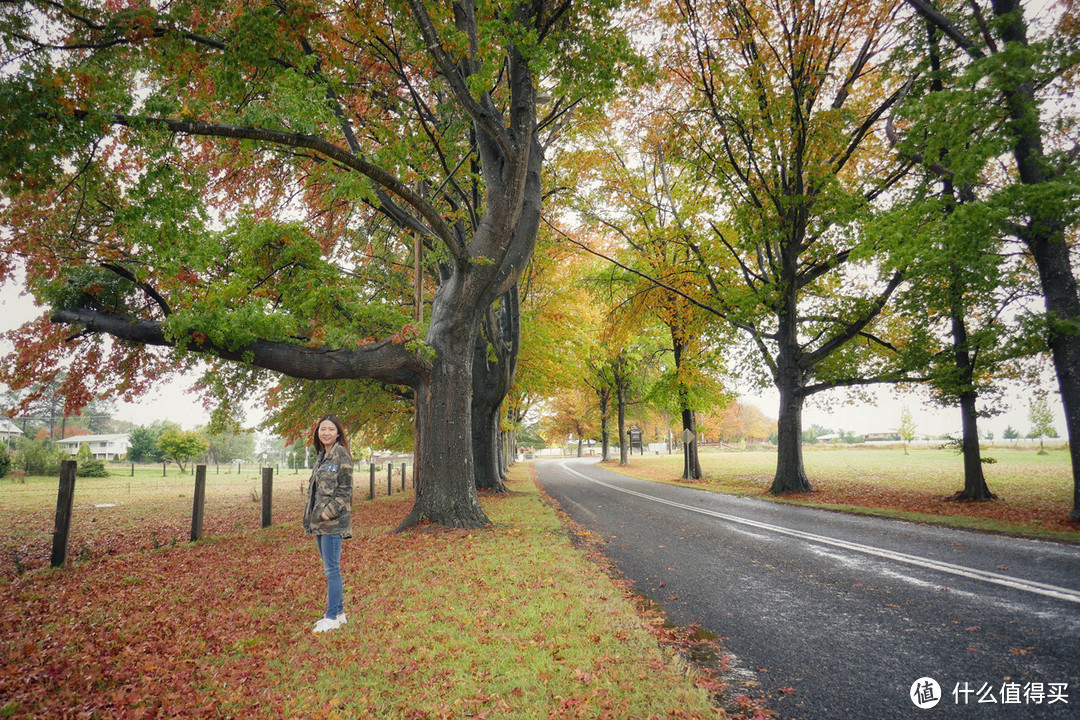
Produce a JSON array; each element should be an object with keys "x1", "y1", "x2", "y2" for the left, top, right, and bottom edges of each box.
[{"x1": 0, "y1": 469, "x2": 760, "y2": 719}]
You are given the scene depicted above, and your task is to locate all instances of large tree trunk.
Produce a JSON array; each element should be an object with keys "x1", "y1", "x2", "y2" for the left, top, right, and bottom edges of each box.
[
  {"x1": 617, "y1": 381, "x2": 629, "y2": 466},
  {"x1": 1032, "y1": 239, "x2": 1080, "y2": 519},
  {"x1": 955, "y1": 389, "x2": 995, "y2": 501},
  {"x1": 472, "y1": 327, "x2": 508, "y2": 493},
  {"x1": 681, "y1": 408, "x2": 702, "y2": 480},
  {"x1": 989, "y1": 0, "x2": 1080, "y2": 520},
  {"x1": 672, "y1": 333, "x2": 702, "y2": 479},
  {"x1": 770, "y1": 374, "x2": 812, "y2": 494},
  {"x1": 397, "y1": 282, "x2": 489, "y2": 530},
  {"x1": 599, "y1": 389, "x2": 611, "y2": 462},
  {"x1": 948, "y1": 264, "x2": 996, "y2": 501},
  {"x1": 472, "y1": 402, "x2": 507, "y2": 492}
]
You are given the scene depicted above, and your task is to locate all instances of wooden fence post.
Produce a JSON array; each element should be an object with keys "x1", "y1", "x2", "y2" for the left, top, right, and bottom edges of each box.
[
  {"x1": 261, "y1": 467, "x2": 273, "y2": 528},
  {"x1": 369, "y1": 463, "x2": 375, "y2": 500},
  {"x1": 191, "y1": 464, "x2": 207, "y2": 541},
  {"x1": 387, "y1": 463, "x2": 393, "y2": 496},
  {"x1": 401, "y1": 463, "x2": 406, "y2": 491},
  {"x1": 51, "y1": 460, "x2": 77, "y2": 568}
]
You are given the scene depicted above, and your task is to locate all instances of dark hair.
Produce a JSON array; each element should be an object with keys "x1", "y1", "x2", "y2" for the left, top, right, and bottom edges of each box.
[{"x1": 312, "y1": 414, "x2": 349, "y2": 453}]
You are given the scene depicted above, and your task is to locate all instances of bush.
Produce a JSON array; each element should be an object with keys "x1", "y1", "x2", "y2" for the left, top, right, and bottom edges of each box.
[
  {"x1": 75, "y1": 442, "x2": 109, "y2": 477},
  {"x1": 13, "y1": 438, "x2": 66, "y2": 476},
  {"x1": 77, "y1": 457, "x2": 110, "y2": 477}
]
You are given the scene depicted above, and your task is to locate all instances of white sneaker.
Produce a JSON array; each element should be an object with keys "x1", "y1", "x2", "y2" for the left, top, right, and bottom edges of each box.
[
  {"x1": 335, "y1": 613, "x2": 347, "y2": 626},
  {"x1": 312, "y1": 617, "x2": 341, "y2": 633}
]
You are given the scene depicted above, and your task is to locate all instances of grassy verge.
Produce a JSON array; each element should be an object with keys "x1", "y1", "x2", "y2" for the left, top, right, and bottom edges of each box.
[
  {"x1": 604, "y1": 446, "x2": 1080, "y2": 543},
  {"x1": 0, "y1": 467, "x2": 749, "y2": 719}
]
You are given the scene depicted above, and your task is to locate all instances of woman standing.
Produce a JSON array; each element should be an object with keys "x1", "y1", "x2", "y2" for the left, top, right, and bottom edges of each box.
[{"x1": 304, "y1": 413, "x2": 353, "y2": 633}]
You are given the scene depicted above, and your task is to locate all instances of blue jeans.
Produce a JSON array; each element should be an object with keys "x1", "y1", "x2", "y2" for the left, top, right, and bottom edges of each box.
[{"x1": 316, "y1": 533, "x2": 343, "y2": 618}]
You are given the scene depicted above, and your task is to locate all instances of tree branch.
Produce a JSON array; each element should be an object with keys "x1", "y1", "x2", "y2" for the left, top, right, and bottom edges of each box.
[
  {"x1": 101, "y1": 113, "x2": 468, "y2": 261},
  {"x1": 50, "y1": 308, "x2": 426, "y2": 387}
]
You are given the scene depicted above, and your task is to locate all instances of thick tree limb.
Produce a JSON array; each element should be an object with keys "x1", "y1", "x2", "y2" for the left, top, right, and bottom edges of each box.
[{"x1": 905, "y1": 0, "x2": 985, "y2": 59}]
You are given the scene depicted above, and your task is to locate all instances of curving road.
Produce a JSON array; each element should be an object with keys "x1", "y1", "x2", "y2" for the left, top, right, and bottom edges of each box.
[{"x1": 533, "y1": 458, "x2": 1080, "y2": 720}]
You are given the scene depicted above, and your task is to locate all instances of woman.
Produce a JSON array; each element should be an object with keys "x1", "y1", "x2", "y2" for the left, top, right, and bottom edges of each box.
[{"x1": 304, "y1": 413, "x2": 353, "y2": 633}]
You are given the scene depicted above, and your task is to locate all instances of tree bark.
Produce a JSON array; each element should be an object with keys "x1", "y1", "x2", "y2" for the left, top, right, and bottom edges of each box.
[
  {"x1": 681, "y1": 408, "x2": 702, "y2": 480},
  {"x1": 617, "y1": 380, "x2": 629, "y2": 466},
  {"x1": 770, "y1": 374, "x2": 812, "y2": 494},
  {"x1": 471, "y1": 321, "x2": 509, "y2": 493},
  {"x1": 955, "y1": 389, "x2": 995, "y2": 500},
  {"x1": 672, "y1": 333, "x2": 702, "y2": 479},
  {"x1": 947, "y1": 257, "x2": 996, "y2": 501},
  {"x1": 397, "y1": 287, "x2": 489, "y2": 529},
  {"x1": 599, "y1": 389, "x2": 611, "y2": 462},
  {"x1": 987, "y1": 0, "x2": 1080, "y2": 520}
]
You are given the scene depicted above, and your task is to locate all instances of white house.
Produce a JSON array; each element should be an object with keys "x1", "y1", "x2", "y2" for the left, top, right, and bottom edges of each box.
[
  {"x1": 56, "y1": 433, "x2": 131, "y2": 460},
  {"x1": 0, "y1": 418, "x2": 24, "y2": 444}
]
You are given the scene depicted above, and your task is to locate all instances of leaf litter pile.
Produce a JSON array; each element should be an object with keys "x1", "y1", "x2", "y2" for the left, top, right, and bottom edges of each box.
[{"x1": 0, "y1": 469, "x2": 768, "y2": 719}]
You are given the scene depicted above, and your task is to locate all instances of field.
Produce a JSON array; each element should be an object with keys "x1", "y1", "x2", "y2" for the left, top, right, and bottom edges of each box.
[
  {"x1": 0, "y1": 465, "x2": 738, "y2": 720},
  {"x1": 1, "y1": 447, "x2": 1076, "y2": 718},
  {"x1": 609, "y1": 445, "x2": 1080, "y2": 543}
]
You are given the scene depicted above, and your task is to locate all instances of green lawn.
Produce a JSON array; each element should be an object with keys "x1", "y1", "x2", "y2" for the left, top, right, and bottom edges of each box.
[{"x1": 607, "y1": 445, "x2": 1079, "y2": 542}]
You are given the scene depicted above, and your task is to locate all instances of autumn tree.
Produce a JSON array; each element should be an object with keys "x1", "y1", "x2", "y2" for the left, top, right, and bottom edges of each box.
[
  {"x1": 157, "y1": 427, "x2": 209, "y2": 474},
  {"x1": 561, "y1": 88, "x2": 731, "y2": 479},
  {"x1": 900, "y1": 0, "x2": 1080, "y2": 519},
  {"x1": 885, "y1": 1, "x2": 1065, "y2": 502},
  {"x1": 663, "y1": 0, "x2": 919, "y2": 494},
  {"x1": 508, "y1": 233, "x2": 593, "y2": 459},
  {"x1": 0, "y1": 0, "x2": 632, "y2": 528}
]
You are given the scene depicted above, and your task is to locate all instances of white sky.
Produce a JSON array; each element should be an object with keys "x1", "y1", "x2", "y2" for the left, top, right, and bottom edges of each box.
[
  {"x1": 0, "y1": 275, "x2": 217, "y2": 430},
  {"x1": 1, "y1": 270, "x2": 1067, "y2": 437}
]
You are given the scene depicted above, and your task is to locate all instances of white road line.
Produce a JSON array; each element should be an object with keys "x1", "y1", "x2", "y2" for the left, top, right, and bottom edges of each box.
[{"x1": 557, "y1": 461, "x2": 1080, "y2": 605}]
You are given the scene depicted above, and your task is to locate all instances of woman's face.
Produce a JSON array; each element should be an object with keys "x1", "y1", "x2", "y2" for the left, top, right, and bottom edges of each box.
[{"x1": 318, "y1": 420, "x2": 340, "y2": 448}]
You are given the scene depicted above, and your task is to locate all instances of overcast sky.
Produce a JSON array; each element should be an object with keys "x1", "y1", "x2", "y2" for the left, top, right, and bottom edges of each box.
[{"x1": 0, "y1": 265, "x2": 1068, "y2": 438}]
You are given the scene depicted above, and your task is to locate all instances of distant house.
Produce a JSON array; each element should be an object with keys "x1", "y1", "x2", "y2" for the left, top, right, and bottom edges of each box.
[
  {"x1": 861, "y1": 430, "x2": 901, "y2": 442},
  {"x1": 56, "y1": 434, "x2": 130, "y2": 460},
  {"x1": 0, "y1": 418, "x2": 24, "y2": 444}
]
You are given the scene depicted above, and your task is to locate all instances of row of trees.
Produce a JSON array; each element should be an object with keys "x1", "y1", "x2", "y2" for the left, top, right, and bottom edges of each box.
[
  {"x1": 524, "y1": 0, "x2": 1078, "y2": 510},
  {"x1": 0, "y1": 0, "x2": 1077, "y2": 526}
]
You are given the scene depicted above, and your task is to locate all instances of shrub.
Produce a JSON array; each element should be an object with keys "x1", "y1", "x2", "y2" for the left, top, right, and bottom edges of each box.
[
  {"x1": 75, "y1": 442, "x2": 109, "y2": 477},
  {"x1": 13, "y1": 438, "x2": 66, "y2": 476},
  {"x1": 77, "y1": 458, "x2": 110, "y2": 477},
  {"x1": 0, "y1": 445, "x2": 10, "y2": 479}
]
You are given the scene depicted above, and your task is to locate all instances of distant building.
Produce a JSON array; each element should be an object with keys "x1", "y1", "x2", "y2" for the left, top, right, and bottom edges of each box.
[
  {"x1": 0, "y1": 418, "x2": 24, "y2": 444},
  {"x1": 861, "y1": 430, "x2": 901, "y2": 442},
  {"x1": 56, "y1": 434, "x2": 130, "y2": 460}
]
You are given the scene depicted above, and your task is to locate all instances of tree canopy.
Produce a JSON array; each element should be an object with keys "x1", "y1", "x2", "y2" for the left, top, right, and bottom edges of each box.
[{"x1": 1, "y1": 0, "x2": 1078, "y2": 523}]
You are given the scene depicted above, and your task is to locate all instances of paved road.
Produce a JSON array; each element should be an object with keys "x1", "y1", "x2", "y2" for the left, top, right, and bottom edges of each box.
[{"x1": 533, "y1": 458, "x2": 1080, "y2": 720}]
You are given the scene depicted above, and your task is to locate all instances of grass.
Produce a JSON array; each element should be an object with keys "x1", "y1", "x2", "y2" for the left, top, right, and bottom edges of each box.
[
  {"x1": 5, "y1": 444, "x2": 1071, "y2": 718},
  {"x1": 0, "y1": 467, "x2": 737, "y2": 720},
  {"x1": 606, "y1": 445, "x2": 1080, "y2": 543}
]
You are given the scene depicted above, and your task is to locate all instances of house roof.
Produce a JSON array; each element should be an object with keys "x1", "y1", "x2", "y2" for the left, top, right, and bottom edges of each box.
[
  {"x1": 0, "y1": 418, "x2": 23, "y2": 435},
  {"x1": 56, "y1": 433, "x2": 130, "y2": 445}
]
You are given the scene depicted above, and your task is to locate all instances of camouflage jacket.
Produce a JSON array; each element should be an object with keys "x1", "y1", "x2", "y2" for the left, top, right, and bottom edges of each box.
[{"x1": 303, "y1": 443, "x2": 353, "y2": 538}]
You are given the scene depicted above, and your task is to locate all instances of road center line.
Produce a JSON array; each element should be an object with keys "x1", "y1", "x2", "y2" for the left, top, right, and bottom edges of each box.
[{"x1": 558, "y1": 461, "x2": 1080, "y2": 605}]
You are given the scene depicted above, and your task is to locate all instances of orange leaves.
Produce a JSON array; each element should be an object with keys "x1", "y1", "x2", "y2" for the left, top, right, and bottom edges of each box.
[{"x1": 391, "y1": 323, "x2": 421, "y2": 345}]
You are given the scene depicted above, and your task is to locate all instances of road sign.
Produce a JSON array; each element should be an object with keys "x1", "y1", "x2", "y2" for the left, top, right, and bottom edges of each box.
[{"x1": 680, "y1": 428, "x2": 696, "y2": 445}]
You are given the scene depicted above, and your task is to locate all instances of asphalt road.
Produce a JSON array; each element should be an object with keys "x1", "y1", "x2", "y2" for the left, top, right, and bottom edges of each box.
[{"x1": 533, "y1": 458, "x2": 1080, "y2": 720}]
